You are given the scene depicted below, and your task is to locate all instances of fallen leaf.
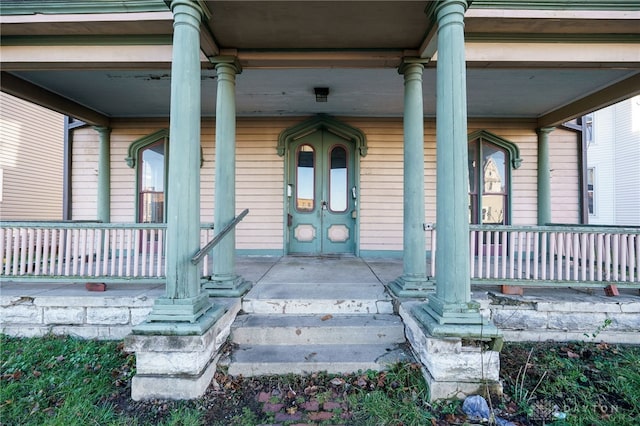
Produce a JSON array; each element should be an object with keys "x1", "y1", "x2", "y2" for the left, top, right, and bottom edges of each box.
[
  {"x1": 567, "y1": 351, "x2": 580, "y2": 359},
  {"x1": 321, "y1": 314, "x2": 333, "y2": 321},
  {"x1": 32, "y1": 370, "x2": 42, "y2": 378},
  {"x1": 330, "y1": 378, "x2": 345, "y2": 386}
]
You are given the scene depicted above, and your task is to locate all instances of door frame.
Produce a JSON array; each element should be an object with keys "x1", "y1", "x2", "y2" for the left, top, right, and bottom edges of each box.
[{"x1": 277, "y1": 115, "x2": 368, "y2": 256}]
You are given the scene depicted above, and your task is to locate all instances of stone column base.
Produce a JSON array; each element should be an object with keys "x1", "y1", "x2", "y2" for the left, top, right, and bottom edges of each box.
[
  {"x1": 399, "y1": 301, "x2": 502, "y2": 401},
  {"x1": 124, "y1": 298, "x2": 241, "y2": 400}
]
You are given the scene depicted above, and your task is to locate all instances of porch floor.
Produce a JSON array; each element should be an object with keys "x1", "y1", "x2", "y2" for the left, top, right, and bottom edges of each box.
[{"x1": 2, "y1": 254, "x2": 638, "y2": 301}]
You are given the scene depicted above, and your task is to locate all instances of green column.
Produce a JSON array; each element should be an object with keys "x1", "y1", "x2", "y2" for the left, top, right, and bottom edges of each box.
[
  {"x1": 413, "y1": 0, "x2": 499, "y2": 339},
  {"x1": 204, "y1": 57, "x2": 251, "y2": 297},
  {"x1": 388, "y1": 59, "x2": 434, "y2": 298},
  {"x1": 537, "y1": 127, "x2": 555, "y2": 226},
  {"x1": 135, "y1": 0, "x2": 222, "y2": 335},
  {"x1": 94, "y1": 126, "x2": 111, "y2": 223}
]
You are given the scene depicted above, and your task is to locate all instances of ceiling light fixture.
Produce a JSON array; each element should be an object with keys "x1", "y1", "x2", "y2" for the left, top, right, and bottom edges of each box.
[{"x1": 314, "y1": 87, "x2": 329, "y2": 102}]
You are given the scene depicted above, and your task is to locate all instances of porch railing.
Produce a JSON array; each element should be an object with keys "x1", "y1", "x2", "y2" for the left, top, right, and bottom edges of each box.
[
  {"x1": 2, "y1": 221, "x2": 638, "y2": 289},
  {"x1": 0, "y1": 222, "x2": 215, "y2": 283},
  {"x1": 466, "y1": 224, "x2": 639, "y2": 289}
]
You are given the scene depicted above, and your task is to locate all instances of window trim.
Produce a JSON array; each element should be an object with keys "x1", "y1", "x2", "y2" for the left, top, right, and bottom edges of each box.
[
  {"x1": 468, "y1": 130, "x2": 521, "y2": 225},
  {"x1": 127, "y1": 130, "x2": 169, "y2": 223},
  {"x1": 126, "y1": 129, "x2": 204, "y2": 223}
]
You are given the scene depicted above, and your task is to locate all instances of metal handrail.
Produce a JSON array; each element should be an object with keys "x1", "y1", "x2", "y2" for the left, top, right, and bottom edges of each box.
[{"x1": 191, "y1": 209, "x2": 249, "y2": 265}]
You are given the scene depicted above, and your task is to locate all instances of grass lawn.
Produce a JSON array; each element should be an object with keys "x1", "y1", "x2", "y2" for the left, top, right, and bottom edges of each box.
[{"x1": 1, "y1": 335, "x2": 639, "y2": 425}]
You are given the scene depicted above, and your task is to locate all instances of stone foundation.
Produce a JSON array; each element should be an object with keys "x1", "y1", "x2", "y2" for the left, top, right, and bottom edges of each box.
[
  {"x1": 399, "y1": 302, "x2": 502, "y2": 400},
  {"x1": 0, "y1": 284, "x2": 162, "y2": 339},
  {"x1": 480, "y1": 289, "x2": 640, "y2": 344},
  {"x1": 124, "y1": 298, "x2": 241, "y2": 400}
]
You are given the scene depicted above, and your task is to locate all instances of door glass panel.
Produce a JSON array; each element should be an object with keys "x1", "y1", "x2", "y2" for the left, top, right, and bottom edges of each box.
[
  {"x1": 139, "y1": 141, "x2": 164, "y2": 223},
  {"x1": 296, "y1": 144, "x2": 315, "y2": 211},
  {"x1": 329, "y1": 146, "x2": 348, "y2": 212}
]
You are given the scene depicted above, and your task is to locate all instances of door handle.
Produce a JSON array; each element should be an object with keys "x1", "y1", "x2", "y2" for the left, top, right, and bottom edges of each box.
[
  {"x1": 352, "y1": 186, "x2": 357, "y2": 199},
  {"x1": 321, "y1": 201, "x2": 327, "y2": 210}
]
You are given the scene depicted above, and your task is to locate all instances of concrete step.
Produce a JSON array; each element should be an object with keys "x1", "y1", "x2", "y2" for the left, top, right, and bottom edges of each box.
[
  {"x1": 225, "y1": 343, "x2": 413, "y2": 376},
  {"x1": 231, "y1": 313, "x2": 405, "y2": 345},
  {"x1": 241, "y1": 282, "x2": 394, "y2": 314}
]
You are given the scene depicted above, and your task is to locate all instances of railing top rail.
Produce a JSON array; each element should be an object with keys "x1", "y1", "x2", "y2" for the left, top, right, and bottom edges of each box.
[
  {"x1": 191, "y1": 209, "x2": 249, "y2": 265},
  {"x1": 469, "y1": 224, "x2": 640, "y2": 234},
  {"x1": 0, "y1": 222, "x2": 215, "y2": 230}
]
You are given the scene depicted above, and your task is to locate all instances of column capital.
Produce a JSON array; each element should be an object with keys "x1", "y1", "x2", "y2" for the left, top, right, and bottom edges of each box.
[
  {"x1": 92, "y1": 125, "x2": 111, "y2": 135},
  {"x1": 435, "y1": 0, "x2": 469, "y2": 16},
  {"x1": 210, "y1": 56, "x2": 242, "y2": 74},
  {"x1": 170, "y1": 0, "x2": 208, "y2": 22},
  {"x1": 398, "y1": 57, "x2": 429, "y2": 75},
  {"x1": 536, "y1": 126, "x2": 556, "y2": 136}
]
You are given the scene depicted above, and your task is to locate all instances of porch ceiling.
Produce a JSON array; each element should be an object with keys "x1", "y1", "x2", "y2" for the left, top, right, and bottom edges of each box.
[
  {"x1": 7, "y1": 67, "x2": 638, "y2": 120},
  {"x1": 1, "y1": 1, "x2": 639, "y2": 125}
]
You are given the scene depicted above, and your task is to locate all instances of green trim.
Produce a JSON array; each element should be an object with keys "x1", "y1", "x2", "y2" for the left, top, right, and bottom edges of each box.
[
  {"x1": 359, "y1": 250, "x2": 404, "y2": 259},
  {"x1": 127, "y1": 130, "x2": 169, "y2": 224},
  {"x1": 277, "y1": 114, "x2": 368, "y2": 158},
  {"x1": 469, "y1": 1, "x2": 640, "y2": 11},
  {"x1": 0, "y1": 0, "x2": 169, "y2": 15},
  {"x1": 0, "y1": 35, "x2": 173, "y2": 46},
  {"x1": 126, "y1": 129, "x2": 169, "y2": 168},
  {"x1": 468, "y1": 130, "x2": 520, "y2": 226},
  {"x1": 236, "y1": 249, "x2": 285, "y2": 256},
  {"x1": 468, "y1": 129, "x2": 522, "y2": 169}
]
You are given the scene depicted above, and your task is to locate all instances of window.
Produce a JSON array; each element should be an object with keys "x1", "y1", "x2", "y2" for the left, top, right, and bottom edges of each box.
[
  {"x1": 139, "y1": 140, "x2": 165, "y2": 223},
  {"x1": 126, "y1": 129, "x2": 169, "y2": 223},
  {"x1": 329, "y1": 145, "x2": 348, "y2": 212},
  {"x1": 587, "y1": 167, "x2": 595, "y2": 215},
  {"x1": 467, "y1": 130, "x2": 521, "y2": 225},
  {"x1": 296, "y1": 144, "x2": 315, "y2": 212}
]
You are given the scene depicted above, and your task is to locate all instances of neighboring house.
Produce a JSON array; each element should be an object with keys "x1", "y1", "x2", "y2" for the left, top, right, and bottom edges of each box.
[
  {"x1": 0, "y1": 92, "x2": 65, "y2": 220},
  {"x1": 586, "y1": 96, "x2": 640, "y2": 226}
]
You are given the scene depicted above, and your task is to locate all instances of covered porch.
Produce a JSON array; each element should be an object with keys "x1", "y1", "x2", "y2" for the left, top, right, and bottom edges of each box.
[{"x1": 2, "y1": 0, "x2": 639, "y2": 400}]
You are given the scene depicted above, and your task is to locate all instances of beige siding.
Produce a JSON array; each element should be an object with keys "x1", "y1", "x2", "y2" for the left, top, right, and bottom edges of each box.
[
  {"x1": 549, "y1": 127, "x2": 580, "y2": 224},
  {"x1": 70, "y1": 116, "x2": 581, "y2": 252},
  {"x1": 70, "y1": 127, "x2": 99, "y2": 220},
  {"x1": 0, "y1": 93, "x2": 64, "y2": 220},
  {"x1": 347, "y1": 118, "x2": 405, "y2": 252}
]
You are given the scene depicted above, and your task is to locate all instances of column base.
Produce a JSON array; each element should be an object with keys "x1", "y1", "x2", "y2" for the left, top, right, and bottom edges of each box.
[
  {"x1": 387, "y1": 275, "x2": 435, "y2": 298},
  {"x1": 412, "y1": 296, "x2": 502, "y2": 342},
  {"x1": 125, "y1": 298, "x2": 242, "y2": 400},
  {"x1": 203, "y1": 274, "x2": 252, "y2": 297},
  {"x1": 133, "y1": 295, "x2": 225, "y2": 336},
  {"x1": 399, "y1": 301, "x2": 502, "y2": 401}
]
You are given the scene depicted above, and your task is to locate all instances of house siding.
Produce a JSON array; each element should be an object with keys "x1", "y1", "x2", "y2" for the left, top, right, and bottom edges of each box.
[
  {"x1": 588, "y1": 96, "x2": 640, "y2": 226},
  {"x1": 0, "y1": 93, "x2": 64, "y2": 220},
  {"x1": 71, "y1": 117, "x2": 581, "y2": 252}
]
